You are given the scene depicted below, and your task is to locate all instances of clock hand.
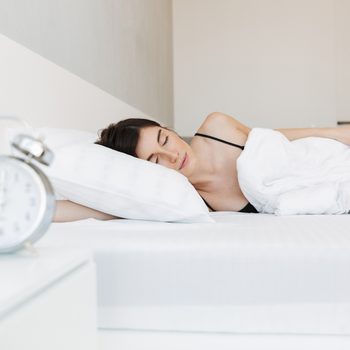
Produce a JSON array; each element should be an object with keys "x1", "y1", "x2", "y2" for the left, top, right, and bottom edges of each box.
[{"x1": 0, "y1": 170, "x2": 8, "y2": 211}]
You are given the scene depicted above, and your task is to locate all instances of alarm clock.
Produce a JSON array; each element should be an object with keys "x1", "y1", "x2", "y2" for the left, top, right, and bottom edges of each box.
[{"x1": 0, "y1": 133, "x2": 55, "y2": 253}]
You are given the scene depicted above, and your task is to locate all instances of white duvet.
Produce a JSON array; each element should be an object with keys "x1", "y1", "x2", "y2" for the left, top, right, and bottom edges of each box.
[{"x1": 237, "y1": 128, "x2": 350, "y2": 215}]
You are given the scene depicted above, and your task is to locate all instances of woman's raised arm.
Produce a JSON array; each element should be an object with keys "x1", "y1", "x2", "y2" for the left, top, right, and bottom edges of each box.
[
  {"x1": 200, "y1": 112, "x2": 350, "y2": 145},
  {"x1": 276, "y1": 127, "x2": 350, "y2": 145}
]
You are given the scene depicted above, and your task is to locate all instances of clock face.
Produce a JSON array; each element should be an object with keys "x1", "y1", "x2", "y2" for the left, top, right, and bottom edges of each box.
[{"x1": 0, "y1": 157, "x2": 53, "y2": 251}]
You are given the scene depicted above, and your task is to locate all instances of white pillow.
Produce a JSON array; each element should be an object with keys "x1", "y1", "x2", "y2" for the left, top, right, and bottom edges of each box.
[
  {"x1": 5, "y1": 127, "x2": 212, "y2": 223},
  {"x1": 2, "y1": 127, "x2": 96, "y2": 152}
]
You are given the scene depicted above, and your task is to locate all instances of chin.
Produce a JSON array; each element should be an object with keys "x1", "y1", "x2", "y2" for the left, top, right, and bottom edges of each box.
[{"x1": 180, "y1": 166, "x2": 190, "y2": 178}]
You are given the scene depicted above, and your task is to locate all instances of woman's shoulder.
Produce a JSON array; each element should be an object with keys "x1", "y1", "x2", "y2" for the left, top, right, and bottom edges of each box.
[{"x1": 197, "y1": 112, "x2": 251, "y2": 135}]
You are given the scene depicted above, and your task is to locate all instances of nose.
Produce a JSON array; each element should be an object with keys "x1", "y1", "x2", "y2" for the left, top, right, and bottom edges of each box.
[{"x1": 160, "y1": 149, "x2": 178, "y2": 164}]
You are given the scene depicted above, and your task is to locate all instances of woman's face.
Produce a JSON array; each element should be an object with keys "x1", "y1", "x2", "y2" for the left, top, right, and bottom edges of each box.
[{"x1": 135, "y1": 126, "x2": 195, "y2": 178}]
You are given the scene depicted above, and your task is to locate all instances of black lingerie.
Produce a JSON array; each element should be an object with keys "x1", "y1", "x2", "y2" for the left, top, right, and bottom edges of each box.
[{"x1": 238, "y1": 202, "x2": 258, "y2": 213}]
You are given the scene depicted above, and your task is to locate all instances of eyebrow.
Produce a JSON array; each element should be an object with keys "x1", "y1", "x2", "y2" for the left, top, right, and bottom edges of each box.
[{"x1": 147, "y1": 129, "x2": 162, "y2": 161}]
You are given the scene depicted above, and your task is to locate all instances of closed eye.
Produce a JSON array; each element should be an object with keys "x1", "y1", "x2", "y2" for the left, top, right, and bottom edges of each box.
[
  {"x1": 147, "y1": 129, "x2": 162, "y2": 162},
  {"x1": 163, "y1": 136, "x2": 168, "y2": 146}
]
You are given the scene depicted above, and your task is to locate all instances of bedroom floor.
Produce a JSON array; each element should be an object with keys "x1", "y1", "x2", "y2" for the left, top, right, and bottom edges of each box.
[{"x1": 98, "y1": 330, "x2": 350, "y2": 350}]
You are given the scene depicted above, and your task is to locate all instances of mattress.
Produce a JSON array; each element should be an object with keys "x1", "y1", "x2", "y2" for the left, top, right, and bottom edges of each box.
[{"x1": 39, "y1": 212, "x2": 350, "y2": 335}]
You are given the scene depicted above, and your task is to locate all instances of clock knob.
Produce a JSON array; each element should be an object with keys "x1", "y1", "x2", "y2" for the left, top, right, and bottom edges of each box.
[{"x1": 11, "y1": 134, "x2": 54, "y2": 166}]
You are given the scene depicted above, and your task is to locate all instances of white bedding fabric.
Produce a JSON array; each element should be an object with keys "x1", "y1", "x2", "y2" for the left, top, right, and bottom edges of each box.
[
  {"x1": 237, "y1": 128, "x2": 350, "y2": 215},
  {"x1": 40, "y1": 213, "x2": 350, "y2": 335}
]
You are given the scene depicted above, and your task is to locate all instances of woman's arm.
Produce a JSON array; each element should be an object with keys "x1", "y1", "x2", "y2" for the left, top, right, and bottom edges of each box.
[
  {"x1": 53, "y1": 200, "x2": 118, "y2": 222},
  {"x1": 276, "y1": 127, "x2": 350, "y2": 144},
  {"x1": 200, "y1": 112, "x2": 350, "y2": 145}
]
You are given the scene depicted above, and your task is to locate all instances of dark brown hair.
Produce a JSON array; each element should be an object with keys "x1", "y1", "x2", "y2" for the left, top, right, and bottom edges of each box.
[{"x1": 95, "y1": 118, "x2": 161, "y2": 157}]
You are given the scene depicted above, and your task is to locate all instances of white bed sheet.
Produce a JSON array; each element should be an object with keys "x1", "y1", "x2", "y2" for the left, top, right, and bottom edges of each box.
[{"x1": 39, "y1": 212, "x2": 350, "y2": 335}]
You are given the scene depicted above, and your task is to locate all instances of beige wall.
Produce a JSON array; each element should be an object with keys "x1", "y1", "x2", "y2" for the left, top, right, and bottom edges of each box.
[
  {"x1": 0, "y1": 0, "x2": 173, "y2": 126},
  {"x1": 335, "y1": 0, "x2": 350, "y2": 123},
  {"x1": 2, "y1": 1, "x2": 349, "y2": 133},
  {"x1": 173, "y1": 0, "x2": 338, "y2": 135}
]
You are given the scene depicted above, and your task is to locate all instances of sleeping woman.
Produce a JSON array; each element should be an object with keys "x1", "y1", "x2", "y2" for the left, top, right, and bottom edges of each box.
[{"x1": 53, "y1": 112, "x2": 350, "y2": 221}]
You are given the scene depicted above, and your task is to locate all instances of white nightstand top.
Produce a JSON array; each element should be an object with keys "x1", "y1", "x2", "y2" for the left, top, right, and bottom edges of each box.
[{"x1": 0, "y1": 246, "x2": 92, "y2": 318}]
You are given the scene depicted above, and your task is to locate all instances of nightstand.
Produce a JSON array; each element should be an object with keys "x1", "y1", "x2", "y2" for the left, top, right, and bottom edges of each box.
[{"x1": 0, "y1": 247, "x2": 97, "y2": 350}]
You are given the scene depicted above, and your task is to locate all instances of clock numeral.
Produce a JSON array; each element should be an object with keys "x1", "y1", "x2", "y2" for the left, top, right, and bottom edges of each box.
[
  {"x1": 25, "y1": 182, "x2": 32, "y2": 192},
  {"x1": 25, "y1": 212, "x2": 31, "y2": 221},
  {"x1": 0, "y1": 228, "x2": 4, "y2": 236},
  {"x1": 13, "y1": 222, "x2": 20, "y2": 233},
  {"x1": 14, "y1": 172, "x2": 19, "y2": 183},
  {"x1": 29, "y1": 197, "x2": 37, "y2": 206}
]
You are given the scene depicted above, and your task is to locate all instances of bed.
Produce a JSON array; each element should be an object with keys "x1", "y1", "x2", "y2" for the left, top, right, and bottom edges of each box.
[
  {"x1": 3, "y1": 33, "x2": 350, "y2": 348},
  {"x1": 39, "y1": 212, "x2": 350, "y2": 335}
]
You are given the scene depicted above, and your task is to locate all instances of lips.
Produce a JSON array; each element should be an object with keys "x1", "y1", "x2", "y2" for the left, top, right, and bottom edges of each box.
[{"x1": 180, "y1": 153, "x2": 188, "y2": 170}]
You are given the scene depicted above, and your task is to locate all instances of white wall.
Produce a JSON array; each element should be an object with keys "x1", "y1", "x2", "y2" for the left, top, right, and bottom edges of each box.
[
  {"x1": 0, "y1": 33, "x2": 146, "y2": 134},
  {"x1": 173, "y1": 0, "x2": 337, "y2": 135},
  {"x1": 0, "y1": 0, "x2": 173, "y2": 126}
]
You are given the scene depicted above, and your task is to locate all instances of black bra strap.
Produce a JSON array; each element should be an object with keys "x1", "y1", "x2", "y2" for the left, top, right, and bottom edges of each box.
[{"x1": 194, "y1": 133, "x2": 244, "y2": 150}]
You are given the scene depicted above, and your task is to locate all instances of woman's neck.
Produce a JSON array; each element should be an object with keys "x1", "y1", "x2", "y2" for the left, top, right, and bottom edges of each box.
[{"x1": 187, "y1": 146, "x2": 218, "y2": 192}]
